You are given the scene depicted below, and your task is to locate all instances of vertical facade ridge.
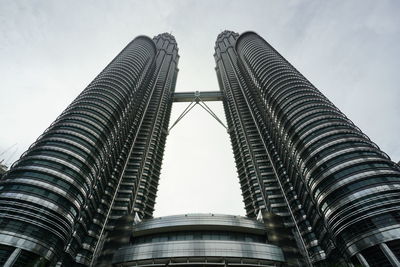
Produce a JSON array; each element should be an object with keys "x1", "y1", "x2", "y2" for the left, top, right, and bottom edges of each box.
[{"x1": 215, "y1": 31, "x2": 320, "y2": 265}]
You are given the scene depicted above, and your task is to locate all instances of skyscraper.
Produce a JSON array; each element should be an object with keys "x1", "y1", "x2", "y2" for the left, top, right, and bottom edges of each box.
[
  {"x1": 0, "y1": 33, "x2": 178, "y2": 266},
  {"x1": 0, "y1": 30, "x2": 399, "y2": 267},
  {"x1": 215, "y1": 30, "x2": 400, "y2": 266}
]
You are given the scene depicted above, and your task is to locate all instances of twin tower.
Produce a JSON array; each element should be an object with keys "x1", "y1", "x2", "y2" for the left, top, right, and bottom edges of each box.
[{"x1": 0, "y1": 31, "x2": 399, "y2": 267}]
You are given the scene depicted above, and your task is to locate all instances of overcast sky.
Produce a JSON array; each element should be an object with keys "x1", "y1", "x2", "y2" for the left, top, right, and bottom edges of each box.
[{"x1": 0, "y1": 0, "x2": 399, "y2": 217}]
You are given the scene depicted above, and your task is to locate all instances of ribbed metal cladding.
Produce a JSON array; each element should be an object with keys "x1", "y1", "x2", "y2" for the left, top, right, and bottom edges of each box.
[
  {"x1": 90, "y1": 34, "x2": 179, "y2": 266},
  {"x1": 215, "y1": 31, "x2": 328, "y2": 264},
  {"x1": 232, "y1": 31, "x2": 400, "y2": 264},
  {"x1": 107, "y1": 33, "x2": 179, "y2": 227},
  {"x1": 0, "y1": 36, "x2": 164, "y2": 266},
  {"x1": 131, "y1": 33, "x2": 179, "y2": 219},
  {"x1": 215, "y1": 31, "x2": 267, "y2": 217}
]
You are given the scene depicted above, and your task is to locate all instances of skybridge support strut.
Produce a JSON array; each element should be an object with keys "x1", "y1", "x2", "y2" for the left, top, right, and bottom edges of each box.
[{"x1": 168, "y1": 91, "x2": 227, "y2": 133}]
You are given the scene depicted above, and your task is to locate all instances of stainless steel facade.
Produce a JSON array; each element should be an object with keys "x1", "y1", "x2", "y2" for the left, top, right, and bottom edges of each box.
[
  {"x1": 0, "y1": 33, "x2": 178, "y2": 266},
  {"x1": 215, "y1": 30, "x2": 400, "y2": 266},
  {"x1": 0, "y1": 30, "x2": 399, "y2": 267}
]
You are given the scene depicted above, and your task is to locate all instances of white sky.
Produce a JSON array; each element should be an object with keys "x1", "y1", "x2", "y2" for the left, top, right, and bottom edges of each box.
[{"x1": 0, "y1": 0, "x2": 399, "y2": 217}]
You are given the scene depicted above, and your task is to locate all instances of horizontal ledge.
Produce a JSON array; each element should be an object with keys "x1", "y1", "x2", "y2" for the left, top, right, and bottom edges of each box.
[
  {"x1": 132, "y1": 214, "x2": 266, "y2": 237},
  {"x1": 113, "y1": 240, "x2": 285, "y2": 264}
]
